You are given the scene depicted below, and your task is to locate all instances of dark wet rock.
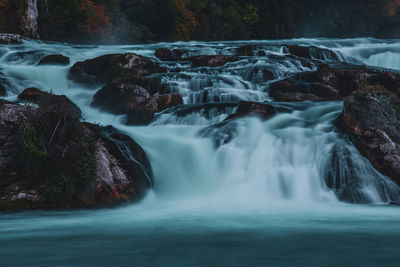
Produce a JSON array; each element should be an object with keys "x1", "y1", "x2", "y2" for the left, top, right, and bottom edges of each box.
[
  {"x1": 283, "y1": 45, "x2": 343, "y2": 61},
  {"x1": 161, "y1": 102, "x2": 238, "y2": 120},
  {"x1": 127, "y1": 93, "x2": 183, "y2": 125},
  {"x1": 238, "y1": 65, "x2": 276, "y2": 84},
  {"x1": 184, "y1": 55, "x2": 239, "y2": 67},
  {"x1": 336, "y1": 90, "x2": 400, "y2": 186},
  {"x1": 93, "y1": 82, "x2": 150, "y2": 114},
  {"x1": 225, "y1": 101, "x2": 277, "y2": 121},
  {"x1": 18, "y1": 87, "x2": 81, "y2": 119},
  {"x1": 0, "y1": 91, "x2": 152, "y2": 211},
  {"x1": 236, "y1": 45, "x2": 267, "y2": 57},
  {"x1": 269, "y1": 65, "x2": 400, "y2": 102},
  {"x1": 0, "y1": 34, "x2": 23, "y2": 45},
  {"x1": 0, "y1": 84, "x2": 6, "y2": 96},
  {"x1": 38, "y1": 54, "x2": 70, "y2": 65},
  {"x1": 199, "y1": 120, "x2": 239, "y2": 147},
  {"x1": 155, "y1": 48, "x2": 186, "y2": 61},
  {"x1": 69, "y1": 53, "x2": 166, "y2": 85}
]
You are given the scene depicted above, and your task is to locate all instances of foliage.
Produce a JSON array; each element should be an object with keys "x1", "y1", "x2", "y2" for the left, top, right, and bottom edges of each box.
[{"x1": 3, "y1": 0, "x2": 400, "y2": 42}]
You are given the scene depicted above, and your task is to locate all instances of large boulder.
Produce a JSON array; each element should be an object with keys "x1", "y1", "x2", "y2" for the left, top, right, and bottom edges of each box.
[
  {"x1": 0, "y1": 89, "x2": 152, "y2": 211},
  {"x1": 92, "y1": 82, "x2": 150, "y2": 114},
  {"x1": 269, "y1": 65, "x2": 400, "y2": 102},
  {"x1": 336, "y1": 89, "x2": 400, "y2": 186},
  {"x1": 183, "y1": 55, "x2": 239, "y2": 67},
  {"x1": 69, "y1": 53, "x2": 166, "y2": 85},
  {"x1": 38, "y1": 54, "x2": 70, "y2": 65},
  {"x1": 18, "y1": 87, "x2": 81, "y2": 119},
  {"x1": 127, "y1": 93, "x2": 183, "y2": 125},
  {"x1": 0, "y1": 33, "x2": 23, "y2": 45}
]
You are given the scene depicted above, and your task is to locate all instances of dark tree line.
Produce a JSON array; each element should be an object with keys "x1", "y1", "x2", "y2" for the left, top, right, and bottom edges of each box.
[{"x1": 1, "y1": 0, "x2": 400, "y2": 43}]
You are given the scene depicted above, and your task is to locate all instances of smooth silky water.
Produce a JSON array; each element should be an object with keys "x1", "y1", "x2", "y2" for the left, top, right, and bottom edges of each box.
[{"x1": 1, "y1": 39, "x2": 400, "y2": 266}]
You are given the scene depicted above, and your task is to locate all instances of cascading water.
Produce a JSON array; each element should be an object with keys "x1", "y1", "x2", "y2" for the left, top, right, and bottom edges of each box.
[{"x1": 1, "y1": 38, "x2": 400, "y2": 266}]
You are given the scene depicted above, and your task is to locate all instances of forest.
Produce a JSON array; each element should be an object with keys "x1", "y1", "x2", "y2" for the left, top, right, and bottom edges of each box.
[{"x1": 1, "y1": 0, "x2": 400, "y2": 43}]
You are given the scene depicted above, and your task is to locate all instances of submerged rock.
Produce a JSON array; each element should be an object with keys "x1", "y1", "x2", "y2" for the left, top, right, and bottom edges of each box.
[
  {"x1": 69, "y1": 53, "x2": 165, "y2": 85},
  {"x1": 0, "y1": 34, "x2": 23, "y2": 45},
  {"x1": 127, "y1": 93, "x2": 183, "y2": 125},
  {"x1": 0, "y1": 90, "x2": 152, "y2": 211},
  {"x1": 269, "y1": 65, "x2": 400, "y2": 102},
  {"x1": 0, "y1": 84, "x2": 6, "y2": 96},
  {"x1": 283, "y1": 45, "x2": 343, "y2": 61},
  {"x1": 92, "y1": 82, "x2": 150, "y2": 114},
  {"x1": 183, "y1": 55, "x2": 239, "y2": 67},
  {"x1": 225, "y1": 101, "x2": 277, "y2": 121},
  {"x1": 336, "y1": 89, "x2": 400, "y2": 186},
  {"x1": 38, "y1": 54, "x2": 70, "y2": 65}
]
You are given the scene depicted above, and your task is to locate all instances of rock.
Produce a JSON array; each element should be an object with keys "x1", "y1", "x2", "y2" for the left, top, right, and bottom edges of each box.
[
  {"x1": 183, "y1": 55, "x2": 239, "y2": 67},
  {"x1": 69, "y1": 53, "x2": 165, "y2": 85},
  {"x1": 0, "y1": 92, "x2": 152, "y2": 211},
  {"x1": 284, "y1": 45, "x2": 343, "y2": 61},
  {"x1": 336, "y1": 89, "x2": 400, "y2": 186},
  {"x1": 18, "y1": 87, "x2": 81, "y2": 119},
  {"x1": 269, "y1": 65, "x2": 400, "y2": 102},
  {"x1": 225, "y1": 101, "x2": 277, "y2": 121},
  {"x1": 199, "y1": 120, "x2": 239, "y2": 147},
  {"x1": 160, "y1": 102, "x2": 238, "y2": 120},
  {"x1": 127, "y1": 93, "x2": 183, "y2": 125},
  {"x1": 92, "y1": 82, "x2": 150, "y2": 114},
  {"x1": 38, "y1": 54, "x2": 70, "y2": 65},
  {"x1": 236, "y1": 45, "x2": 266, "y2": 56},
  {"x1": 155, "y1": 48, "x2": 185, "y2": 61},
  {"x1": 0, "y1": 84, "x2": 6, "y2": 96},
  {"x1": 0, "y1": 33, "x2": 23, "y2": 45}
]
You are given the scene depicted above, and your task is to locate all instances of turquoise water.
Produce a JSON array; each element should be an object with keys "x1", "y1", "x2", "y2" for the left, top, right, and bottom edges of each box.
[
  {"x1": 1, "y1": 38, "x2": 400, "y2": 266},
  {"x1": 1, "y1": 204, "x2": 400, "y2": 266}
]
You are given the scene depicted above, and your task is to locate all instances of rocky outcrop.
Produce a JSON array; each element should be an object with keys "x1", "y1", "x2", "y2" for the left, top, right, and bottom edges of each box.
[
  {"x1": 127, "y1": 93, "x2": 183, "y2": 125},
  {"x1": 155, "y1": 48, "x2": 184, "y2": 61},
  {"x1": 92, "y1": 82, "x2": 150, "y2": 114},
  {"x1": 225, "y1": 101, "x2": 277, "y2": 121},
  {"x1": 69, "y1": 53, "x2": 165, "y2": 85},
  {"x1": 336, "y1": 89, "x2": 400, "y2": 186},
  {"x1": 269, "y1": 65, "x2": 400, "y2": 102},
  {"x1": 184, "y1": 55, "x2": 239, "y2": 67},
  {"x1": 38, "y1": 54, "x2": 70, "y2": 65},
  {"x1": 0, "y1": 34, "x2": 23, "y2": 45},
  {"x1": 0, "y1": 89, "x2": 152, "y2": 211}
]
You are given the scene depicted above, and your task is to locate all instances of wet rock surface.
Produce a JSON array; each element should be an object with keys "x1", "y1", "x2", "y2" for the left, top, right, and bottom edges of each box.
[
  {"x1": 93, "y1": 82, "x2": 150, "y2": 114},
  {"x1": 184, "y1": 55, "x2": 239, "y2": 67},
  {"x1": 269, "y1": 65, "x2": 400, "y2": 102},
  {"x1": 69, "y1": 53, "x2": 166, "y2": 85},
  {"x1": 0, "y1": 34, "x2": 23, "y2": 45},
  {"x1": 336, "y1": 89, "x2": 400, "y2": 186},
  {"x1": 127, "y1": 93, "x2": 183, "y2": 125},
  {"x1": 38, "y1": 54, "x2": 70, "y2": 65},
  {"x1": 225, "y1": 101, "x2": 277, "y2": 121},
  {"x1": 0, "y1": 89, "x2": 153, "y2": 211}
]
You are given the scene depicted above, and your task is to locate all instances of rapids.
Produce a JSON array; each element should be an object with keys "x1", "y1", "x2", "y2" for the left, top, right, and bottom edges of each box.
[{"x1": 1, "y1": 38, "x2": 400, "y2": 266}]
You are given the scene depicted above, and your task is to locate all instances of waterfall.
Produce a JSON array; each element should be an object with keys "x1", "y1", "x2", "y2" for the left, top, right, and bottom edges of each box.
[{"x1": 1, "y1": 38, "x2": 400, "y2": 206}]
